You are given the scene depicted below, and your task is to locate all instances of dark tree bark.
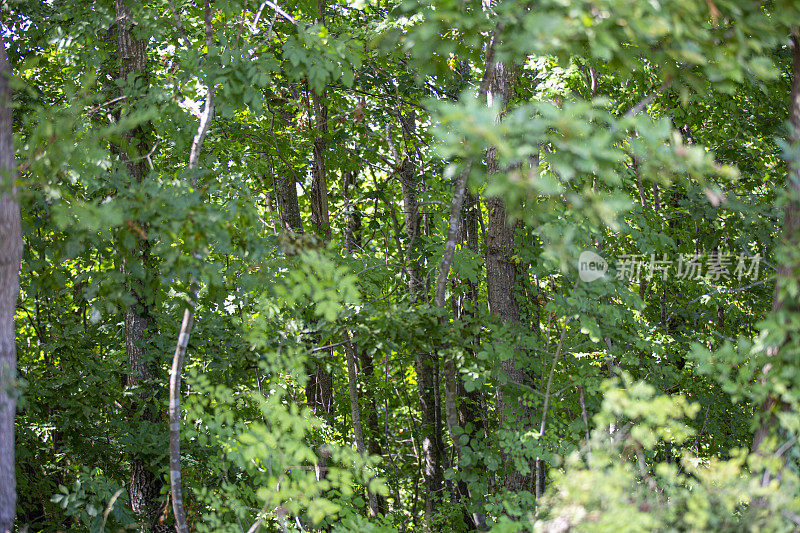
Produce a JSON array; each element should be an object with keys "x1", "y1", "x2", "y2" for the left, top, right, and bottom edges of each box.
[
  {"x1": 310, "y1": 90, "x2": 331, "y2": 243},
  {"x1": 416, "y1": 349, "x2": 443, "y2": 525},
  {"x1": 306, "y1": 80, "x2": 334, "y2": 418},
  {"x1": 0, "y1": 38, "x2": 22, "y2": 533},
  {"x1": 114, "y1": 2, "x2": 164, "y2": 529},
  {"x1": 358, "y1": 350, "x2": 384, "y2": 461},
  {"x1": 305, "y1": 363, "x2": 334, "y2": 418},
  {"x1": 276, "y1": 173, "x2": 303, "y2": 233},
  {"x1": 753, "y1": 34, "x2": 800, "y2": 463},
  {"x1": 484, "y1": 61, "x2": 538, "y2": 493},
  {"x1": 270, "y1": 106, "x2": 334, "y2": 422},
  {"x1": 309, "y1": 1, "x2": 331, "y2": 243}
]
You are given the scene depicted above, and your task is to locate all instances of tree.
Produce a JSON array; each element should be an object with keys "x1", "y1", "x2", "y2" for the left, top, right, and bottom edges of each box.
[
  {"x1": 113, "y1": 1, "x2": 164, "y2": 528},
  {"x1": 7, "y1": 0, "x2": 800, "y2": 531},
  {"x1": 0, "y1": 33, "x2": 22, "y2": 533},
  {"x1": 753, "y1": 32, "x2": 800, "y2": 477}
]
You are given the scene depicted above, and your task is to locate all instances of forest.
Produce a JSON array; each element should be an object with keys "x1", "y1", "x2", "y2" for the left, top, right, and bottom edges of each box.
[{"x1": 2, "y1": 0, "x2": 800, "y2": 531}]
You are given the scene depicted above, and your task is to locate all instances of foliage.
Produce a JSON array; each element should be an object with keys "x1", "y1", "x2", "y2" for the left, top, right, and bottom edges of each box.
[{"x1": 4, "y1": 0, "x2": 800, "y2": 531}]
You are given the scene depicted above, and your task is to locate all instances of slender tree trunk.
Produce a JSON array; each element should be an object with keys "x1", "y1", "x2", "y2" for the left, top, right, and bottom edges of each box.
[
  {"x1": 272, "y1": 132, "x2": 334, "y2": 419},
  {"x1": 167, "y1": 3, "x2": 215, "y2": 532},
  {"x1": 0, "y1": 39, "x2": 21, "y2": 533},
  {"x1": 343, "y1": 168, "x2": 385, "y2": 512},
  {"x1": 398, "y1": 108, "x2": 444, "y2": 526},
  {"x1": 309, "y1": 0, "x2": 331, "y2": 243},
  {"x1": 416, "y1": 350, "x2": 443, "y2": 525},
  {"x1": 358, "y1": 349, "x2": 385, "y2": 479},
  {"x1": 310, "y1": 89, "x2": 331, "y2": 243},
  {"x1": 455, "y1": 192, "x2": 488, "y2": 529},
  {"x1": 457, "y1": 192, "x2": 485, "y2": 446},
  {"x1": 442, "y1": 191, "x2": 487, "y2": 530},
  {"x1": 343, "y1": 336, "x2": 380, "y2": 517},
  {"x1": 114, "y1": 2, "x2": 164, "y2": 528},
  {"x1": 484, "y1": 61, "x2": 538, "y2": 493},
  {"x1": 432, "y1": 29, "x2": 503, "y2": 524},
  {"x1": 343, "y1": 170, "x2": 362, "y2": 253},
  {"x1": 306, "y1": 89, "x2": 334, "y2": 419},
  {"x1": 399, "y1": 110, "x2": 424, "y2": 299},
  {"x1": 306, "y1": 55, "x2": 334, "y2": 415},
  {"x1": 753, "y1": 34, "x2": 800, "y2": 463}
]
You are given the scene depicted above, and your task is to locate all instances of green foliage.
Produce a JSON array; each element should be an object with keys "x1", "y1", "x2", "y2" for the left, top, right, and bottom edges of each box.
[
  {"x1": 6, "y1": 0, "x2": 800, "y2": 530},
  {"x1": 535, "y1": 376, "x2": 800, "y2": 533}
]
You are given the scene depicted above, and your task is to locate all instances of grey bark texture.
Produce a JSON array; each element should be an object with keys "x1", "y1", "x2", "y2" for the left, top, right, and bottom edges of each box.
[
  {"x1": 276, "y1": 173, "x2": 303, "y2": 233},
  {"x1": 343, "y1": 170, "x2": 362, "y2": 253},
  {"x1": 0, "y1": 37, "x2": 22, "y2": 533},
  {"x1": 432, "y1": 24, "x2": 504, "y2": 525}
]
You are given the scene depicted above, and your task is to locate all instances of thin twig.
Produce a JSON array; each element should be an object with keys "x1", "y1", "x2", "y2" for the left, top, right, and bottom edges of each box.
[
  {"x1": 252, "y1": 0, "x2": 297, "y2": 26},
  {"x1": 666, "y1": 276, "x2": 774, "y2": 322},
  {"x1": 539, "y1": 316, "x2": 572, "y2": 439},
  {"x1": 166, "y1": 0, "x2": 191, "y2": 47},
  {"x1": 86, "y1": 95, "x2": 127, "y2": 115},
  {"x1": 623, "y1": 79, "x2": 672, "y2": 119},
  {"x1": 578, "y1": 385, "x2": 590, "y2": 442},
  {"x1": 234, "y1": 0, "x2": 250, "y2": 48}
]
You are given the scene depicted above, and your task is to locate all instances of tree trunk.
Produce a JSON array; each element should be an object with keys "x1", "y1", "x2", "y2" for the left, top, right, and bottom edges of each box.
[
  {"x1": 343, "y1": 336, "x2": 380, "y2": 517},
  {"x1": 397, "y1": 108, "x2": 443, "y2": 525},
  {"x1": 310, "y1": 90, "x2": 331, "y2": 243},
  {"x1": 753, "y1": 34, "x2": 800, "y2": 463},
  {"x1": 342, "y1": 168, "x2": 384, "y2": 512},
  {"x1": 457, "y1": 191, "x2": 485, "y2": 447},
  {"x1": 276, "y1": 172, "x2": 303, "y2": 233},
  {"x1": 0, "y1": 39, "x2": 22, "y2": 533},
  {"x1": 484, "y1": 61, "x2": 537, "y2": 494},
  {"x1": 443, "y1": 191, "x2": 487, "y2": 530},
  {"x1": 306, "y1": 82, "x2": 334, "y2": 417},
  {"x1": 416, "y1": 350, "x2": 443, "y2": 526},
  {"x1": 400, "y1": 110, "x2": 424, "y2": 299},
  {"x1": 459, "y1": 192, "x2": 488, "y2": 529},
  {"x1": 357, "y1": 350, "x2": 385, "y2": 472},
  {"x1": 114, "y1": 1, "x2": 164, "y2": 528},
  {"x1": 343, "y1": 170, "x2": 362, "y2": 253}
]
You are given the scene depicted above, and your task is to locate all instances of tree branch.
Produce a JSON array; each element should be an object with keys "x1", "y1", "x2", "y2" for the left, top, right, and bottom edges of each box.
[
  {"x1": 252, "y1": 0, "x2": 297, "y2": 26},
  {"x1": 166, "y1": 0, "x2": 191, "y2": 47},
  {"x1": 433, "y1": 22, "x2": 503, "y2": 308},
  {"x1": 169, "y1": 1, "x2": 216, "y2": 532}
]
